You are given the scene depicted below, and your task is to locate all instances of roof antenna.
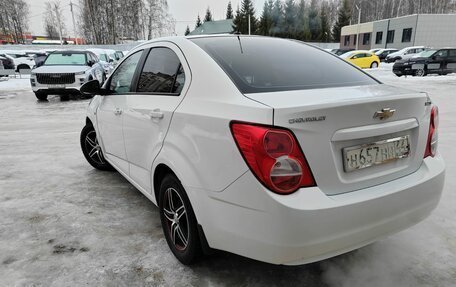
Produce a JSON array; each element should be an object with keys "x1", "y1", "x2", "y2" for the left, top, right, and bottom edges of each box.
[{"x1": 235, "y1": 31, "x2": 243, "y2": 54}]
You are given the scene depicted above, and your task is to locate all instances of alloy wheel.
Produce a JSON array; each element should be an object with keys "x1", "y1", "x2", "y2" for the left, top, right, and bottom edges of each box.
[
  {"x1": 162, "y1": 187, "x2": 189, "y2": 251},
  {"x1": 84, "y1": 130, "x2": 105, "y2": 165},
  {"x1": 416, "y1": 69, "x2": 426, "y2": 77}
]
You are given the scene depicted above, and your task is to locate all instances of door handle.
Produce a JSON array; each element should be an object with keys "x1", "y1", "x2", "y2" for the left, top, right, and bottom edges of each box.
[
  {"x1": 150, "y1": 109, "x2": 164, "y2": 119},
  {"x1": 114, "y1": 108, "x2": 122, "y2": 116}
]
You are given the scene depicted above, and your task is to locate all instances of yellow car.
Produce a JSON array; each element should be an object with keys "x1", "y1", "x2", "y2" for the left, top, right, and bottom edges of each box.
[{"x1": 340, "y1": 50, "x2": 380, "y2": 69}]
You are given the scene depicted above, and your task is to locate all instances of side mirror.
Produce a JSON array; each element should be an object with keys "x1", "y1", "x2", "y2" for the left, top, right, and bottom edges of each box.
[
  {"x1": 80, "y1": 79, "x2": 104, "y2": 96},
  {"x1": 431, "y1": 56, "x2": 437, "y2": 60},
  {"x1": 87, "y1": 60, "x2": 94, "y2": 67},
  {"x1": 109, "y1": 58, "x2": 114, "y2": 63}
]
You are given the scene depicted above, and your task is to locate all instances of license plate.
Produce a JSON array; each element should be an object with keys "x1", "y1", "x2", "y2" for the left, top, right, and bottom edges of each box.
[
  {"x1": 343, "y1": 136, "x2": 410, "y2": 172},
  {"x1": 47, "y1": 84, "x2": 65, "y2": 89}
]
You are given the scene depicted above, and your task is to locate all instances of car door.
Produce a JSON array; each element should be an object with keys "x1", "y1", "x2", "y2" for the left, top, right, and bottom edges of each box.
[
  {"x1": 122, "y1": 43, "x2": 190, "y2": 193},
  {"x1": 96, "y1": 50, "x2": 144, "y2": 175},
  {"x1": 448, "y1": 49, "x2": 456, "y2": 73},
  {"x1": 351, "y1": 53, "x2": 365, "y2": 68},
  {"x1": 428, "y1": 49, "x2": 448, "y2": 74}
]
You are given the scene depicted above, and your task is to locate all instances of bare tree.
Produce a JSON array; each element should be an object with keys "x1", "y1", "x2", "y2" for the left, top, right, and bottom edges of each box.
[{"x1": 0, "y1": 0, "x2": 29, "y2": 43}]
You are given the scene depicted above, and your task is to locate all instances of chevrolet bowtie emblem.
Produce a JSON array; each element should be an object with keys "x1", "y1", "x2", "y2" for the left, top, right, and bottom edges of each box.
[{"x1": 373, "y1": 108, "x2": 396, "y2": 120}]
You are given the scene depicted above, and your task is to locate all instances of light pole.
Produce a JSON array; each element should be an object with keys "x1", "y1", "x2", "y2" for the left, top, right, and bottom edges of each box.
[
  {"x1": 355, "y1": 4, "x2": 361, "y2": 50},
  {"x1": 54, "y1": 3, "x2": 63, "y2": 46},
  {"x1": 70, "y1": 1, "x2": 78, "y2": 45}
]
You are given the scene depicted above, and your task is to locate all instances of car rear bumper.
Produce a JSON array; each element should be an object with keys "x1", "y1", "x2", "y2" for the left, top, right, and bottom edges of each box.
[{"x1": 191, "y1": 155, "x2": 445, "y2": 265}]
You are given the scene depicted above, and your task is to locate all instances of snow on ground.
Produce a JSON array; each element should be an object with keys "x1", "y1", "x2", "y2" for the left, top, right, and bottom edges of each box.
[
  {"x1": 0, "y1": 75, "x2": 31, "y2": 94},
  {"x1": 0, "y1": 65, "x2": 455, "y2": 286}
]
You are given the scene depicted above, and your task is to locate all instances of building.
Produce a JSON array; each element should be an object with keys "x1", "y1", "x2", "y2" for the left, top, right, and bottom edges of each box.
[
  {"x1": 340, "y1": 14, "x2": 456, "y2": 50},
  {"x1": 189, "y1": 19, "x2": 234, "y2": 36}
]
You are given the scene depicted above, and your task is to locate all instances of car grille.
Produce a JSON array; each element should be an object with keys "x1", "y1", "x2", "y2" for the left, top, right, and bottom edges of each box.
[{"x1": 36, "y1": 73, "x2": 75, "y2": 85}]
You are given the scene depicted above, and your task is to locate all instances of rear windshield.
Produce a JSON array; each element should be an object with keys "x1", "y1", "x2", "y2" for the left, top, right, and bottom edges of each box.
[
  {"x1": 45, "y1": 52, "x2": 86, "y2": 65},
  {"x1": 191, "y1": 36, "x2": 378, "y2": 93}
]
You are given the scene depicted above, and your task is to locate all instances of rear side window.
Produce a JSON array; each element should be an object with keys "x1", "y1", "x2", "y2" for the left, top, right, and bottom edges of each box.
[
  {"x1": 191, "y1": 37, "x2": 378, "y2": 94},
  {"x1": 137, "y1": 47, "x2": 184, "y2": 94}
]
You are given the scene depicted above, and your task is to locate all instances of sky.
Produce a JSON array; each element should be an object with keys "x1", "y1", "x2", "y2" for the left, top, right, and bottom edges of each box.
[{"x1": 25, "y1": 0, "x2": 265, "y2": 38}]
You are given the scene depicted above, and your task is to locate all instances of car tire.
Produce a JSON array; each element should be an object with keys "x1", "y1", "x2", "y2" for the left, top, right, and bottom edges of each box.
[
  {"x1": 370, "y1": 62, "x2": 379, "y2": 68},
  {"x1": 80, "y1": 124, "x2": 114, "y2": 171},
  {"x1": 159, "y1": 174, "x2": 201, "y2": 265},
  {"x1": 35, "y1": 91, "x2": 48, "y2": 100},
  {"x1": 415, "y1": 68, "x2": 427, "y2": 77}
]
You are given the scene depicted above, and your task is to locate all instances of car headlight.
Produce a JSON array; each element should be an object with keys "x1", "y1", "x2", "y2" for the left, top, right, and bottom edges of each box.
[{"x1": 75, "y1": 71, "x2": 85, "y2": 76}]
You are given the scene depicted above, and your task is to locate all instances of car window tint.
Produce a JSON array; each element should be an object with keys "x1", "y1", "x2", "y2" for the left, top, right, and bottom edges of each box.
[
  {"x1": 191, "y1": 37, "x2": 377, "y2": 93},
  {"x1": 449, "y1": 50, "x2": 456, "y2": 57},
  {"x1": 109, "y1": 51, "x2": 142, "y2": 94},
  {"x1": 173, "y1": 65, "x2": 185, "y2": 93},
  {"x1": 137, "y1": 47, "x2": 183, "y2": 94},
  {"x1": 435, "y1": 50, "x2": 448, "y2": 57}
]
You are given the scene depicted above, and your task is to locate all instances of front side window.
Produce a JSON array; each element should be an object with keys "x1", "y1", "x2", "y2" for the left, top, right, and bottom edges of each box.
[
  {"x1": 109, "y1": 51, "x2": 142, "y2": 94},
  {"x1": 401, "y1": 28, "x2": 413, "y2": 42},
  {"x1": 137, "y1": 47, "x2": 184, "y2": 94},
  {"x1": 387, "y1": 30, "x2": 395, "y2": 43},
  {"x1": 44, "y1": 52, "x2": 87, "y2": 65},
  {"x1": 435, "y1": 50, "x2": 448, "y2": 57},
  {"x1": 191, "y1": 37, "x2": 378, "y2": 93}
]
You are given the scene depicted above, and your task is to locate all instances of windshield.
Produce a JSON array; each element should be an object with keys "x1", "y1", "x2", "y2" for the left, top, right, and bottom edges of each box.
[
  {"x1": 44, "y1": 52, "x2": 87, "y2": 65},
  {"x1": 99, "y1": 53, "x2": 108, "y2": 62},
  {"x1": 191, "y1": 37, "x2": 378, "y2": 93},
  {"x1": 415, "y1": 50, "x2": 437, "y2": 58}
]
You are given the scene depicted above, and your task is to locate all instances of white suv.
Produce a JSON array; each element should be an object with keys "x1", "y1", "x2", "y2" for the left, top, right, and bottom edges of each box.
[
  {"x1": 31, "y1": 50, "x2": 105, "y2": 101},
  {"x1": 79, "y1": 36, "x2": 445, "y2": 265},
  {"x1": 385, "y1": 46, "x2": 429, "y2": 63}
]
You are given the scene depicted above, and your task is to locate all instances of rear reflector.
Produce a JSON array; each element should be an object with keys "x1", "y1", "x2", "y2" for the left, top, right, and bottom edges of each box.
[{"x1": 230, "y1": 122, "x2": 315, "y2": 194}]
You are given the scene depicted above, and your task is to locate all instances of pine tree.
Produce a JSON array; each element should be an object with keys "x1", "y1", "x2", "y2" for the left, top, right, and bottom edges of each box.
[
  {"x1": 332, "y1": 0, "x2": 351, "y2": 42},
  {"x1": 319, "y1": 2, "x2": 331, "y2": 42},
  {"x1": 195, "y1": 15, "x2": 202, "y2": 29},
  {"x1": 258, "y1": 0, "x2": 273, "y2": 36},
  {"x1": 232, "y1": 0, "x2": 257, "y2": 34},
  {"x1": 185, "y1": 25, "x2": 191, "y2": 36},
  {"x1": 204, "y1": 7, "x2": 213, "y2": 22},
  {"x1": 270, "y1": 0, "x2": 283, "y2": 36},
  {"x1": 308, "y1": 0, "x2": 321, "y2": 41},
  {"x1": 226, "y1": 1, "x2": 234, "y2": 19},
  {"x1": 283, "y1": 0, "x2": 296, "y2": 38},
  {"x1": 295, "y1": 0, "x2": 311, "y2": 41}
]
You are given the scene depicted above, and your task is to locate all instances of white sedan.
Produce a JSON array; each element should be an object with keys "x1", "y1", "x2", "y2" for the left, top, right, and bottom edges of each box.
[{"x1": 79, "y1": 35, "x2": 445, "y2": 265}]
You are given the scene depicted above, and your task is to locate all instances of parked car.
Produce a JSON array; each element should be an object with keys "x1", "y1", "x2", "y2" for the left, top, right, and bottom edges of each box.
[
  {"x1": 385, "y1": 46, "x2": 428, "y2": 63},
  {"x1": 115, "y1": 50, "x2": 124, "y2": 60},
  {"x1": 369, "y1": 48, "x2": 382, "y2": 54},
  {"x1": 0, "y1": 50, "x2": 35, "y2": 71},
  {"x1": 79, "y1": 35, "x2": 444, "y2": 266},
  {"x1": 393, "y1": 48, "x2": 456, "y2": 77},
  {"x1": 30, "y1": 50, "x2": 106, "y2": 101},
  {"x1": 0, "y1": 53, "x2": 15, "y2": 70},
  {"x1": 340, "y1": 50, "x2": 380, "y2": 68},
  {"x1": 87, "y1": 48, "x2": 114, "y2": 74},
  {"x1": 375, "y1": 48, "x2": 399, "y2": 62},
  {"x1": 330, "y1": 48, "x2": 354, "y2": 56}
]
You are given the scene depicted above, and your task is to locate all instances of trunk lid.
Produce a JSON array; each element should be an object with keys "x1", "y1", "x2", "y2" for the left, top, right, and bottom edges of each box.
[{"x1": 245, "y1": 84, "x2": 430, "y2": 195}]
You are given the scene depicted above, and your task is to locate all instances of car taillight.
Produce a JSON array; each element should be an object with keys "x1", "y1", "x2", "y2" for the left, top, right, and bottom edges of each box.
[
  {"x1": 230, "y1": 122, "x2": 315, "y2": 194},
  {"x1": 424, "y1": 106, "x2": 439, "y2": 158}
]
